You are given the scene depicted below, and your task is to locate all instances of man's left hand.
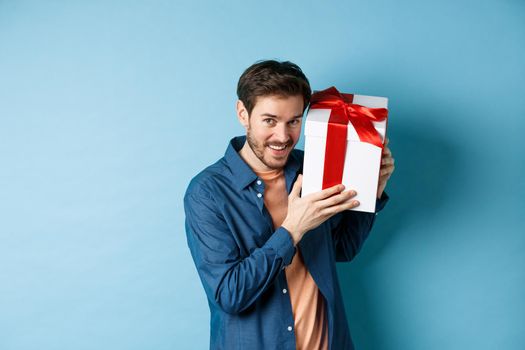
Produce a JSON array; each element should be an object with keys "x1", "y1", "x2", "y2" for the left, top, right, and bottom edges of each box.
[{"x1": 377, "y1": 137, "x2": 395, "y2": 199}]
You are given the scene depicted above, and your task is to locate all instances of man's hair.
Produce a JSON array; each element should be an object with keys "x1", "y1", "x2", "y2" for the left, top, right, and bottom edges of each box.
[{"x1": 237, "y1": 60, "x2": 311, "y2": 116}]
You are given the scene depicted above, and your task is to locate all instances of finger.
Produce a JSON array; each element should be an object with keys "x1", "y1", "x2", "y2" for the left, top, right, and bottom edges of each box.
[
  {"x1": 381, "y1": 157, "x2": 395, "y2": 166},
  {"x1": 382, "y1": 146, "x2": 391, "y2": 157},
  {"x1": 309, "y1": 183, "x2": 345, "y2": 201},
  {"x1": 384, "y1": 137, "x2": 389, "y2": 146},
  {"x1": 319, "y1": 189, "x2": 357, "y2": 208},
  {"x1": 380, "y1": 164, "x2": 395, "y2": 176},
  {"x1": 322, "y1": 198, "x2": 360, "y2": 216},
  {"x1": 289, "y1": 174, "x2": 303, "y2": 199},
  {"x1": 380, "y1": 165, "x2": 394, "y2": 177},
  {"x1": 378, "y1": 173, "x2": 391, "y2": 182}
]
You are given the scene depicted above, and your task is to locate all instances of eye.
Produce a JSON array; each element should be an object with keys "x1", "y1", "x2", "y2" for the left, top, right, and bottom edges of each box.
[
  {"x1": 288, "y1": 119, "x2": 301, "y2": 126},
  {"x1": 263, "y1": 118, "x2": 276, "y2": 126}
]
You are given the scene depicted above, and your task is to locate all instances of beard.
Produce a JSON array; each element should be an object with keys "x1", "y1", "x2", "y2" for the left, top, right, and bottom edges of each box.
[{"x1": 246, "y1": 126, "x2": 293, "y2": 170}]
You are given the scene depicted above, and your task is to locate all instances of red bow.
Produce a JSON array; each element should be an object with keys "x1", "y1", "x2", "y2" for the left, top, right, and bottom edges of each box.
[{"x1": 309, "y1": 87, "x2": 388, "y2": 189}]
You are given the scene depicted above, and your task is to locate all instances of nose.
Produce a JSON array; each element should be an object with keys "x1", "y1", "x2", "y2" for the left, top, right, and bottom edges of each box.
[{"x1": 273, "y1": 123, "x2": 289, "y2": 143}]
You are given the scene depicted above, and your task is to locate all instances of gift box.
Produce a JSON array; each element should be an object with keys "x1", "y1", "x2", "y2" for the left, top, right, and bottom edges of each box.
[{"x1": 302, "y1": 87, "x2": 388, "y2": 213}]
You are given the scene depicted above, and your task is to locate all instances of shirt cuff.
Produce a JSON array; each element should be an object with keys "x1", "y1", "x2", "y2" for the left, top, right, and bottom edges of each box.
[
  {"x1": 375, "y1": 191, "x2": 390, "y2": 213},
  {"x1": 266, "y1": 226, "x2": 296, "y2": 267}
]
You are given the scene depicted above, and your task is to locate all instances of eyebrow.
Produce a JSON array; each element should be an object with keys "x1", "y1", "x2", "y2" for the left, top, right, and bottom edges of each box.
[{"x1": 260, "y1": 113, "x2": 303, "y2": 119}]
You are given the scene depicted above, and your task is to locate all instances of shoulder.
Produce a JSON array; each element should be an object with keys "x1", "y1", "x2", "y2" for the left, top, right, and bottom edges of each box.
[{"x1": 184, "y1": 157, "x2": 231, "y2": 201}]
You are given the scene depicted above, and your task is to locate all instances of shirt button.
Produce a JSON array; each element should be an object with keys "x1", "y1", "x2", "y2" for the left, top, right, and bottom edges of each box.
[
  {"x1": 256, "y1": 180, "x2": 262, "y2": 185},
  {"x1": 282, "y1": 288, "x2": 287, "y2": 294},
  {"x1": 257, "y1": 193, "x2": 262, "y2": 198},
  {"x1": 287, "y1": 326, "x2": 293, "y2": 332}
]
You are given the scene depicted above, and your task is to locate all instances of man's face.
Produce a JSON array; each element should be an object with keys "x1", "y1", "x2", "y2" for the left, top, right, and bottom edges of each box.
[{"x1": 238, "y1": 95, "x2": 304, "y2": 171}]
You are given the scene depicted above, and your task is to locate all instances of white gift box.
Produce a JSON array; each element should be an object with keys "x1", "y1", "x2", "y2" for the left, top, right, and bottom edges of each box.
[{"x1": 302, "y1": 93, "x2": 388, "y2": 213}]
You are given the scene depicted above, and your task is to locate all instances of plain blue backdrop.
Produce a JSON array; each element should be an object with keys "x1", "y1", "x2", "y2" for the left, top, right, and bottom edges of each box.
[{"x1": 1, "y1": 1, "x2": 524, "y2": 349}]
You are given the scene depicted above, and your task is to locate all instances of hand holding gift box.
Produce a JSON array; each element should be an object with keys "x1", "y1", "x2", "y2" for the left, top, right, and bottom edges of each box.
[{"x1": 302, "y1": 86, "x2": 389, "y2": 213}]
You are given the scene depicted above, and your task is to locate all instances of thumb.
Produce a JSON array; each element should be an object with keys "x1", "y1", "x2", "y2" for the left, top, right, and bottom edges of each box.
[{"x1": 290, "y1": 174, "x2": 303, "y2": 199}]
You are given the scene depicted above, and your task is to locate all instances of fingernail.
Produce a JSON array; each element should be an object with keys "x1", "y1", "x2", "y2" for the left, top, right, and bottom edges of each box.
[{"x1": 353, "y1": 200, "x2": 360, "y2": 206}]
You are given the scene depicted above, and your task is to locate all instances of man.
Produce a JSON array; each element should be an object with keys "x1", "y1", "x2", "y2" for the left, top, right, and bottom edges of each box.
[{"x1": 184, "y1": 60, "x2": 395, "y2": 350}]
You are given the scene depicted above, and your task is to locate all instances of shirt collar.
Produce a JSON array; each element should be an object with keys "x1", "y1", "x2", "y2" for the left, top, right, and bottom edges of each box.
[{"x1": 225, "y1": 136, "x2": 302, "y2": 191}]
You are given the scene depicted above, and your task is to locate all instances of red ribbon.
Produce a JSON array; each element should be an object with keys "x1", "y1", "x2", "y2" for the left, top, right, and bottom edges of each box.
[{"x1": 309, "y1": 87, "x2": 388, "y2": 189}]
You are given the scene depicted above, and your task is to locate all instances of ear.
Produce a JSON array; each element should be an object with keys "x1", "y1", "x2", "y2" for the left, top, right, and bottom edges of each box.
[{"x1": 236, "y1": 100, "x2": 250, "y2": 129}]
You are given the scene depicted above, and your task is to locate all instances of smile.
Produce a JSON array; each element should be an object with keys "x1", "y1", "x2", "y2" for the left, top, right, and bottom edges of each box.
[{"x1": 268, "y1": 144, "x2": 287, "y2": 150}]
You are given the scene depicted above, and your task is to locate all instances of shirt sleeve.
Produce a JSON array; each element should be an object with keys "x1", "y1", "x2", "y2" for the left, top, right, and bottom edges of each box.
[
  {"x1": 331, "y1": 191, "x2": 389, "y2": 262},
  {"x1": 184, "y1": 190, "x2": 296, "y2": 315}
]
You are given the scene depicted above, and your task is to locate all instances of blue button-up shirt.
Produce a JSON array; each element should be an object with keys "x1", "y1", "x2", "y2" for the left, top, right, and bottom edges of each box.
[{"x1": 184, "y1": 136, "x2": 388, "y2": 350}]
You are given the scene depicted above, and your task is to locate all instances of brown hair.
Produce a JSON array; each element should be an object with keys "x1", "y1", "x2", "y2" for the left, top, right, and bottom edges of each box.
[{"x1": 236, "y1": 60, "x2": 311, "y2": 115}]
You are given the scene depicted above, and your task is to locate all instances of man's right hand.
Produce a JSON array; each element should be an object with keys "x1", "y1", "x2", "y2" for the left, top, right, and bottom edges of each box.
[{"x1": 281, "y1": 174, "x2": 360, "y2": 246}]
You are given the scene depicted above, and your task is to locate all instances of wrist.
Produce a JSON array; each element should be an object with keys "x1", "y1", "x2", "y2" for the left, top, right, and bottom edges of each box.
[{"x1": 281, "y1": 223, "x2": 300, "y2": 246}]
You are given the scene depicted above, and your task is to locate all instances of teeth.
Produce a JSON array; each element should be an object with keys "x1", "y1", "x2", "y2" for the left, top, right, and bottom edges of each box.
[{"x1": 269, "y1": 145, "x2": 286, "y2": 150}]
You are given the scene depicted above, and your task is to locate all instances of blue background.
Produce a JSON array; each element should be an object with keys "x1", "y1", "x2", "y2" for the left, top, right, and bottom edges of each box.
[{"x1": 1, "y1": 1, "x2": 524, "y2": 349}]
